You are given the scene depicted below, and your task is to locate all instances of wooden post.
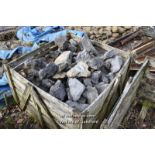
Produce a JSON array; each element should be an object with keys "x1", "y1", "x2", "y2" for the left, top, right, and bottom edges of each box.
[
  {"x1": 3, "y1": 64, "x2": 20, "y2": 106},
  {"x1": 32, "y1": 87, "x2": 60, "y2": 129}
]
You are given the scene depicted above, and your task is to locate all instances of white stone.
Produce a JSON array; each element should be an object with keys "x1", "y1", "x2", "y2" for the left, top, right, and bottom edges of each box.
[
  {"x1": 54, "y1": 51, "x2": 72, "y2": 72},
  {"x1": 67, "y1": 62, "x2": 91, "y2": 78},
  {"x1": 68, "y1": 78, "x2": 85, "y2": 101}
]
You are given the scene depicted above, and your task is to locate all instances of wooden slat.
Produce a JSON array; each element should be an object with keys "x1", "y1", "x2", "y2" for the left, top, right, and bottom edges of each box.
[
  {"x1": 9, "y1": 41, "x2": 57, "y2": 68},
  {"x1": 3, "y1": 64, "x2": 20, "y2": 105},
  {"x1": 106, "y1": 59, "x2": 149, "y2": 128},
  {"x1": 81, "y1": 80, "x2": 115, "y2": 129},
  {"x1": 10, "y1": 68, "x2": 74, "y2": 113},
  {"x1": 132, "y1": 41, "x2": 155, "y2": 56},
  {"x1": 20, "y1": 84, "x2": 32, "y2": 110},
  {"x1": 15, "y1": 84, "x2": 77, "y2": 128},
  {"x1": 32, "y1": 87, "x2": 60, "y2": 128}
]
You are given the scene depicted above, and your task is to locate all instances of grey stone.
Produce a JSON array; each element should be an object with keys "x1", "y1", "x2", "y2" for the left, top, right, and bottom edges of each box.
[
  {"x1": 49, "y1": 80, "x2": 66, "y2": 101},
  {"x1": 98, "y1": 28, "x2": 104, "y2": 34},
  {"x1": 31, "y1": 69, "x2": 39, "y2": 77},
  {"x1": 91, "y1": 71, "x2": 102, "y2": 84},
  {"x1": 39, "y1": 63, "x2": 58, "y2": 80},
  {"x1": 84, "y1": 27, "x2": 92, "y2": 32},
  {"x1": 0, "y1": 42, "x2": 8, "y2": 49},
  {"x1": 42, "y1": 79, "x2": 55, "y2": 88},
  {"x1": 83, "y1": 86, "x2": 98, "y2": 104},
  {"x1": 109, "y1": 56, "x2": 124, "y2": 73},
  {"x1": 69, "y1": 39, "x2": 78, "y2": 47},
  {"x1": 54, "y1": 51, "x2": 72, "y2": 72},
  {"x1": 32, "y1": 77, "x2": 41, "y2": 87},
  {"x1": 20, "y1": 70, "x2": 26, "y2": 78},
  {"x1": 67, "y1": 62, "x2": 91, "y2": 78},
  {"x1": 100, "y1": 65, "x2": 109, "y2": 74},
  {"x1": 54, "y1": 35, "x2": 69, "y2": 50},
  {"x1": 66, "y1": 88, "x2": 73, "y2": 100},
  {"x1": 31, "y1": 58, "x2": 46, "y2": 70},
  {"x1": 101, "y1": 74, "x2": 109, "y2": 84},
  {"x1": 105, "y1": 60, "x2": 111, "y2": 70},
  {"x1": 81, "y1": 34, "x2": 97, "y2": 54},
  {"x1": 103, "y1": 50, "x2": 117, "y2": 60},
  {"x1": 23, "y1": 59, "x2": 33, "y2": 69},
  {"x1": 107, "y1": 72, "x2": 115, "y2": 82},
  {"x1": 76, "y1": 50, "x2": 93, "y2": 62},
  {"x1": 53, "y1": 72, "x2": 66, "y2": 79},
  {"x1": 78, "y1": 96, "x2": 87, "y2": 104},
  {"x1": 24, "y1": 58, "x2": 46, "y2": 71},
  {"x1": 83, "y1": 78, "x2": 92, "y2": 87},
  {"x1": 95, "y1": 82, "x2": 109, "y2": 94},
  {"x1": 68, "y1": 78, "x2": 85, "y2": 101},
  {"x1": 90, "y1": 35, "x2": 95, "y2": 40},
  {"x1": 45, "y1": 50, "x2": 61, "y2": 59},
  {"x1": 87, "y1": 58, "x2": 104, "y2": 70},
  {"x1": 66, "y1": 100, "x2": 89, "y2": 112},
  {"x1": 72, "y1": 53, "x2": 78, "y2": 63},
  {"x1": 68, "y1": 44, "x2": 77, "y2": 52}
]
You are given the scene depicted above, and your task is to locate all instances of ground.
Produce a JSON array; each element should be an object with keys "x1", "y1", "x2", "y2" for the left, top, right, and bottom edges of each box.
[{"x1": 0, "y1": 103, "x2": 41, "y2": 129}]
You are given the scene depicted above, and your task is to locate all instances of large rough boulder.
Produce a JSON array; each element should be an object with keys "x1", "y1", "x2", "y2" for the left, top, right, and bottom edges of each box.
[
  {"x1": 39, "y1": 63, "x2": 58, "y2": 80},
  {"x1": 66, "y1": 100, "x2": 89, "y2": 112},
  {"x1": 68, "y1": 78, "x2": 85, "y2": 101},
  {"x1": 83, "y1": 86, "x2": 98, "y2": 104},
  {"x1": 54, "y1": 51, "x2": 72, "y2": 72},
  {"x1": 67, "y1": 62, "x2": 91, "y2": 78},
  {"x1": 105, "y1": 56, "x2": 124, "y2": 73},
  {"x1": 49, "y1": 80, "x2": 67, "y2": 101}
]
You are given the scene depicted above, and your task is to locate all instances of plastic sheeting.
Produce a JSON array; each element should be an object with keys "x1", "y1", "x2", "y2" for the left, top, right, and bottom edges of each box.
[
  {"x1": 16, "y1": 26, "x2": 84, "y2": 43},
  {"x1": 0, "y1": 74, "x2": 11, "y2": 103},
  {"x1": 0, "y1": 45, "x2": 39, "y2": 60},
  {"x1": 0, "y1": 26, "x2": 84, "y2": 60},
  {"x1": 0, "y1": 73, "x2": 9, "y2": 86}
]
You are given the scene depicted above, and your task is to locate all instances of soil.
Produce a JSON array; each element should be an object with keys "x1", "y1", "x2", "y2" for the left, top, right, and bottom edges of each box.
[
  {"x1": 0, "y1": 103, "x2": 41, "y2": 129},
  {"x1": 120, "y1": 73, "x2": 155, "y2": 129},
  {"x1": 120, "y1": 103, "x2": 155, "y2": 129}
]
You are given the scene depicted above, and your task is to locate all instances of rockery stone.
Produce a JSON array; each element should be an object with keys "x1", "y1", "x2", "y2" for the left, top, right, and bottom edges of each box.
[
  {"x1": 68, "y1": 78, "x2": 85, "y2": 101},
  {"x1": 39, "y1": 63, "x2": 58, "y2": 80},
  {"x1": 83, "y1": 86, "x2": 98, "y2": 104},
  {"x1": 49, "y1": 80, "x2": 67, "y2": 101}
]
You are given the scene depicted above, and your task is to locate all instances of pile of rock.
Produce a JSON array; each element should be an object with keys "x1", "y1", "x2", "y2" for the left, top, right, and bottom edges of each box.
[
  {"x1": 67, "y1": 26, "x2": 138, "y2": 43},
  {"x1": 20, "y1": 34, "x2": 124, "y2": 112}
]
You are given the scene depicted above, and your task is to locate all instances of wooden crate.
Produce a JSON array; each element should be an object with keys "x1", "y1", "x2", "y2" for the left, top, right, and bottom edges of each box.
[
  {"x1": 101, "y1": 57, "x2": 155, "y2": 129},
  {"x1": 4, "y1": 38, "x2": 131, "y2": 129}
]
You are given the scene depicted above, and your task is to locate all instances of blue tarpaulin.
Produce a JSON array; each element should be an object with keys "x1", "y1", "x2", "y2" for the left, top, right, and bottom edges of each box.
[
  {"x1": 0, "y1": 26, "x2": 84, "y2": 61},
  {"x1": 16, "y1": 26, "x2": 84, "y2": 43},
  {"x1": 0, "y1": 45, "x2": 39, "y2": 60},
  {"x1": 0, "y1": 73, "x2": 8, "y2": 86},
  {"x1": 0, "y1": 26, "x2": 85, "y2": 103}
]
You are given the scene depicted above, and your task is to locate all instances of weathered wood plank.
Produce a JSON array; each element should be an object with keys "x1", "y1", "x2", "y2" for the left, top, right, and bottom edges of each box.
[
  {"x1": 92, "y1": 41, "x2": 130, "y2": 58},
  {"x1": 10, "y1": 68, "x2": 74, "y2": 114},
  {"x1": 81, "y1": 79, "x2": 115, "y2": 128},
  {"x1": 15, "y1": 86, "x2": 76, "y2": 126},
  {"x1": 3, "y1": 64, "x2": 20, "y2": 105},
  {"x1": 9, "y1": 41, "x2": 57, "y2": 68},
  {"x1": 106, "y1": 59, "x2": 149, "y2": 128}
]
